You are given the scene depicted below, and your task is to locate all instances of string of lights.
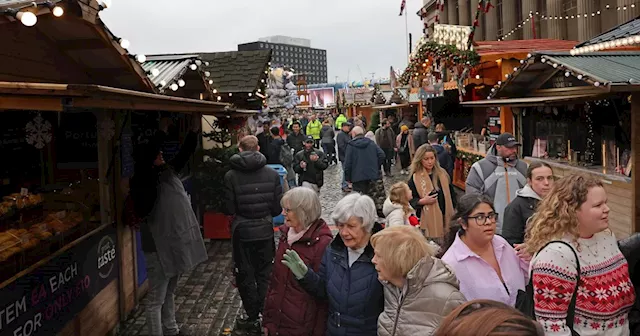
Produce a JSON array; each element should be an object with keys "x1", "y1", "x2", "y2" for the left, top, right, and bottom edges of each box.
[
  {"x1": 497, "y1": 1, "x2": 640, "y2": 41},
  {"x1": 2, "y1": 0, "x2": 68, "y2": 26}
]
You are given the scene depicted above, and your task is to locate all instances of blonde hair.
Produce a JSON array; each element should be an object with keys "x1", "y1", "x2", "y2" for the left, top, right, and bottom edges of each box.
[
  {"x1": 370, "y1": 226, "x2": 435, "y2": 278},
  {"x1": 524, "y1": 174, "x2": 604, "y2": 254},
  {"x1": 239, "y1": 135, "x2": 259, "y2": 151},
  {"x1": 410, "y1": 144, "x2": 446, "y2": 189},
  {"x1": 389, "y1": 182, "x2": 412, "y2": 218}
]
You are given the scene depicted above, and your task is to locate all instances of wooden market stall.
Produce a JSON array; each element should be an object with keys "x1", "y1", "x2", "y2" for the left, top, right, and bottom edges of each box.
[
  {"x1": 462, "y1": 50, "x2": 640, "y2": 239},
  {"x1": 0, "y1": 2, "x2": 237, "y2": 336}
]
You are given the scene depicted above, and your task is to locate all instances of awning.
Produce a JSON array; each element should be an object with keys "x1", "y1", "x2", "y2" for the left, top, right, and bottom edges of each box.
[
  {"x1": 372, "y1": 103, "x2": 410, "y2": 110},
  {"x1": 0, "y1": 82, "x2": 242, "y2": 115},
  {"x1": 461, "y1": 94, "x2": 599, "y2": 107}
]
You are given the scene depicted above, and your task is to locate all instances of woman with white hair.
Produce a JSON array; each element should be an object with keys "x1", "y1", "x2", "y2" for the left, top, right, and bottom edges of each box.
[
  {"x1": 372, "y1": 226, "x2": 465, "y2": 335},
  {"x1": 282, "y1": 193, "x2": 384, "y2": 336},
  {"x1": 262, "y1": 187, "x2": 333, "y2": 336}
]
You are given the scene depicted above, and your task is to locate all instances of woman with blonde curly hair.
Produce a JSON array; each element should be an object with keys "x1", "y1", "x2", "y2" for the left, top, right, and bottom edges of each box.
[
  {"x1": 383, "y1": 182, "x2": 418, "y2": 227},
  {"x1": 526, "y1": 174, "x2": 635, "y2": 336},
  {"x1": 435, "y1": 299, "x2": 544, "y2": 336}
]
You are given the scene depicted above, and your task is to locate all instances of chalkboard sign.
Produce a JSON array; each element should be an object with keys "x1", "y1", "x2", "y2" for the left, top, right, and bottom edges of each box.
[
  {"x1": 0, "y1": 226, "x2": 117, "y2": 336},
  {"x1": 161, "y1": 141, "x2": 181, "y2": 163},
  {"x1": 56, "y1": 113, "x2": 98, "y2": 169},
  {"x1": 0, "y1": 112, "x2": 46, "y2": 191}
]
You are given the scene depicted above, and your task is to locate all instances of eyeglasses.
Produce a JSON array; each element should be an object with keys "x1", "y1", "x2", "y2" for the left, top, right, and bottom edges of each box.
[
  {"x1": 283, "y1": 208, "x2": 292, "y2": 214},
  {"x1": 466, "y1": 212, "x2": 498, "y2": 226}
]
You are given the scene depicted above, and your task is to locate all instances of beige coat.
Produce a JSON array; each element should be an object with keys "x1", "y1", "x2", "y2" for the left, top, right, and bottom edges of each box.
[{"x1": 377, "y1": 257, "x2": 466, "y2": 336}]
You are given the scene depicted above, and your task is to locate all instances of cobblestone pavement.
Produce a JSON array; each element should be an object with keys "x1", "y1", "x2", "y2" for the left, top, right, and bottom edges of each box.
[{"x1": 117, "y1": 163, "x2": 408, "y2": 336}]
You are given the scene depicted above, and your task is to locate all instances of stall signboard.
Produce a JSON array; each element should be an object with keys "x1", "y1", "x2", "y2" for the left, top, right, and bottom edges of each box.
[
  {"x1": 121, "y1": 128, "x2": 135, "y2": 178},
  {"x1": 0, "y1": 226, "x2": 118, "y2": 336}
]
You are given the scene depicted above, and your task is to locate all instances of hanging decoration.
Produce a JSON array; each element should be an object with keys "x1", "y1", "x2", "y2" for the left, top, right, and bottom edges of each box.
[
  {"x1": 468, "y1": 0, "x2": 491, "y2": 49},
  {"x1": 25, "y1": 113, "x2": 53, "y2": 149},
  {"x1": 399, "y1": 41, "x2": 480, "y2": 85},
  {"x1": 584, "y1": 103, "x2": 595, "y2": 164},
  {"x1": 98, "y1": 118, "x2": 116, "y2": 141}
]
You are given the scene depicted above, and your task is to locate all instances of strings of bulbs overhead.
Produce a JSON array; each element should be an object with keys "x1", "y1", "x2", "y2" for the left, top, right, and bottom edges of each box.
[{"x1": 2, "y1": 0, "x2": 73, "y2": 26}]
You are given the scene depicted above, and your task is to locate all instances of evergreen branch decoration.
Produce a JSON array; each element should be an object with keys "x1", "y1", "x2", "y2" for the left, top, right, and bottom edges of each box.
[{"x1": 399, "y1": 42, "x2": 480, "y2": 85}]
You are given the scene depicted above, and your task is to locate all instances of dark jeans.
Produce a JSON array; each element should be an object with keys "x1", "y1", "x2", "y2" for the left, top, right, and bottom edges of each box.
[
  {"x1": 382, "y1": 148, "x2": 394, "y2": 174},
  {"x1": 314, "y1": 139, "x2": 321, "y2": 149},
  {"x1": 322, "y1": 143, "x2": 336, "y2": 163},
  {"x1": 399, "y1": 151, "x2": 411, "y2": 169},
  {"x1": 232, "y1": 237, "x2": 275, "y2": 320}
]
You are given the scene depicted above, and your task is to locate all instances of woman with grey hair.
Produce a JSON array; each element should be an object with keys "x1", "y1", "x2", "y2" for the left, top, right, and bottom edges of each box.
[
  {"x1": 282, "y1": 193, "x2": 384, "y2": 336},
  {"x1": 262, "y1": 187, "x2": 333, "y2": 336}
]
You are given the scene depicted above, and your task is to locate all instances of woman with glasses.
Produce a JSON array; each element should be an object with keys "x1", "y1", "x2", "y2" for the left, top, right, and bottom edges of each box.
[
  {"x1": 440, "y1": 194, "x2": 529, "y2": 306},
  {"x1": 262, "y1": 187, "x2": 333, "y2": 336},
  {"x1": 408, "y1": 144, "x2": 456, "y2": 244}
]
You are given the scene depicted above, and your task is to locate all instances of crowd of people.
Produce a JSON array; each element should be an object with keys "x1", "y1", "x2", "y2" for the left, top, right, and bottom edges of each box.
[{"x1": 129, "y1": 111, "x2": 640, "y2": 336}]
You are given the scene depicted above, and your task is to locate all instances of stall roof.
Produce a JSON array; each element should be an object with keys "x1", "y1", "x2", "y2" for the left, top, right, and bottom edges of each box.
[
  {"x1": 0, "y1": 0, "x2": 156, "y2": 92},
  {"x1": 142, "y1": 55, "x2": 200, "y2": 91},
  {"x1": 576, "y1": 16, "x2": 640, "y2": 47},
  {"x1": 474, "y1": 39, "x2": 578, "y2": 61},
  {"x1": 372, "y1": 103, "x2": 410, "y2": 110},
  {"x1": 0, "y1": 82, "x2": 243, "y2": 115},
  {"x1": 488, "y1": 51, "x2": 640, "y2": 99},
  {"x1": 461, "y1": 94, "x2": 601, "y2": 107},
  {"x1": 197, "y1": 50, "x2": 272, "y2": 93}
]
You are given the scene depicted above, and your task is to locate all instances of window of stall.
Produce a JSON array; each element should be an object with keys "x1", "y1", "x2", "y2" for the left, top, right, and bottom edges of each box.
[
  {"x1": 519, "y1": 97, "x2": 632, "y2": 176},
  {"x1": 0, "y1": 110, "x2": 109, "y2": 283}
]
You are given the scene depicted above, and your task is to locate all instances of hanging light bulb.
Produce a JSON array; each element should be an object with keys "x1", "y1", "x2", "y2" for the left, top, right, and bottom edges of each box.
[
  {"x1": 119, "y1": 38, "x2": 130, "y2": 49},
  {"x1": 565, "y1": 71, "x2": 571, "y2": 77},
  {"x1": 249, "y1": 93, "x2": 253, "y2": 97},
  {"x1": 195, "y1": 60, "x2": 202, "y2": 66},
  {"x1": 46, "y1": 2, "x2": 64, "y2": 17},
  {"x1": 15, "y1": 11, "x2": 37, "y2": 27},
  {"x1": 217, "y1": 96, "x2": 222, "y2": 101},
  {"x1": 209, "y1": 80, "x2": 213, "y2": 85},
  {"x1": 150, "y1": 68, "x2": 160, "y2": 77},
  {"x1": 213, "y1": 89, "x2": 217, "y2": 94},
  {"x1": 136, "y1": 54, "x2": 146, "y2": 63},
  {"x1": 159, "y1": 80, "x2": 167, "y2": 87},
  {"x1": 475, "y1": 75, "x2": 480, "y2": 79},
  {"x1": 189, "y1": 64, "x2": 197, "y2": 70},
  {"x1": 98, "y1": 0, "x2": 111, "y2": 9},
  {"x1": 577, "y1": 74, "x2": 584, "y2": 80},
  {"x1": 178, "y1": 79, "x2": 185, "y2": 87}
]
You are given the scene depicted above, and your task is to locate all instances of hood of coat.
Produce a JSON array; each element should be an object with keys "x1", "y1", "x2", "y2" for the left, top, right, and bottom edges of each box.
[
  {"x1": 516, "y1": 184, "x2": 542, "y2": 201},
  {"x1": 382, "y1": 198, "x2": 404, "y2": 217},
  {"x1": 321, "y1": 125, "x2": 333, "y2": 132},
  {"x1": 279, "y1": 218, "x2": 333, "y2": 244},
  {"x1": 406, "y1": 257, "x2": 460, "y2": 290},
  {"x1": 229, "y1": 151, "x2": 267, "y2": 172},
  {"x1": 414, "y1": 123, "x2": 426, "y2": 131},
  {"x1": 349, "y1": 135, "x2": 375, "y2": 149}
]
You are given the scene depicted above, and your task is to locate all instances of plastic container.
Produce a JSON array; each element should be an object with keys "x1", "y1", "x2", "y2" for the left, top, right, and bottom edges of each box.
[{"x1": 267, "y1": 164, "x2": 288, "y2": 225}]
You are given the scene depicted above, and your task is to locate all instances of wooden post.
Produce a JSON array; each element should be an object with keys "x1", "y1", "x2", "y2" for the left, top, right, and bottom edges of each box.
[
  {"x1": 631, "y1": 94, "x2": 640, "y2": 234},
  {"x1": 499, "y1": 59, "x2": 519, "y2": 134}
]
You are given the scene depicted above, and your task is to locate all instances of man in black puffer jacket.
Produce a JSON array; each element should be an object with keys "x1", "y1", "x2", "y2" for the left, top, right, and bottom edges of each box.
[{"x1": 224, "y1": 135, "x2": 283, "y2": 334}]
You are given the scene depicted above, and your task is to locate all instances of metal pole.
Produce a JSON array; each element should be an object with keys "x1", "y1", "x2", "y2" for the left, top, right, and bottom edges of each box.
[{"x1": 405, "y1": 6, "x2": 410, "y2": 61}]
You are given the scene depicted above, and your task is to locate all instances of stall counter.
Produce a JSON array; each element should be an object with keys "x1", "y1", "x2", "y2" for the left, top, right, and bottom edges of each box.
[{"x1": 453, "y1": 148, "x2": 487, "y2": 190}]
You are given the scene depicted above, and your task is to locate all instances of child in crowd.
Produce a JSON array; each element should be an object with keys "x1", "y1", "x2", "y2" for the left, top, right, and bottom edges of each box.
[{"x1": 383, "y1": 182, "x2": 419, "y2": 227}]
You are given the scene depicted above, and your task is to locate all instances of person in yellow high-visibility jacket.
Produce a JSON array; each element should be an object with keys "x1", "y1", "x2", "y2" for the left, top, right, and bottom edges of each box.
[
  {"x1": 306, "y1": 114, "x2": 322, "y2": 148},
  {"x1": 335, "y1": 113, "x2": 347, "y2": 131}
]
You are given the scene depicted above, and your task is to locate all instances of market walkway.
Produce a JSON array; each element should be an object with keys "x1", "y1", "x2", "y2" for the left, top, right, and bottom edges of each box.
[{"x1": 117, "y1": 163, "x2": 407, "y2": 336}]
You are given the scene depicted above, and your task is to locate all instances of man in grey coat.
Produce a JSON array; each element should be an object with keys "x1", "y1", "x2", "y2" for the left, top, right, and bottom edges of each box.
[
  {"x1": 130, "y1": 113, "x2": 208, "y2": 336},
  {"x1": 412, "y1": 116, "x2": 431, "y2": 149},
  {"x1": 465, "y1": 133, "x2": 528, "y2": 234}
]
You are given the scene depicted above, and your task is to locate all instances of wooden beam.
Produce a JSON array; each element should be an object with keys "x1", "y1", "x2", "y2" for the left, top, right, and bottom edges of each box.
[
  {"x1": 57, "y1": 39, "x2": 106, "y2": 50},
  {"x1": 0, "y1": 95, "x2": 62, "y2": 111}
]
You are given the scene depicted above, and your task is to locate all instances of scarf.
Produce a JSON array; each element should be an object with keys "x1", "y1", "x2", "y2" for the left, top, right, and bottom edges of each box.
[
  {"x1": 287, "y1": 226, "x2": 310, "y2": 246},
  {"x1": 413, "y1": 169, "x2": 454, "y2": 238}
]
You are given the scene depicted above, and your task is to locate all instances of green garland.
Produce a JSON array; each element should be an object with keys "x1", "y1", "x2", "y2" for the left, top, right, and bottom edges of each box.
[
  {"x1": 400, "y1": 42, "x2": 480, "y2": 85},
  {"x1": 456, "y1": 150, "x2": 484, "y2": 164}
]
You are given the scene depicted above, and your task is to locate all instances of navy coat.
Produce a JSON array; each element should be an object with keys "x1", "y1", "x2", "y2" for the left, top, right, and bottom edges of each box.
[
  {"x1": 343, "y1": 136, "x2": 385, "y2": 183},
  {"x1": 299, "y1": 223, "x2": 384, "y2": 336}
]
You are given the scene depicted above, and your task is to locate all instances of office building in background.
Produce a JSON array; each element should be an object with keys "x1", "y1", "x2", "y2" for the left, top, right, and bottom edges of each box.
[{"x1": 238, "y1": 36, "x2": 328, "y2": 84}]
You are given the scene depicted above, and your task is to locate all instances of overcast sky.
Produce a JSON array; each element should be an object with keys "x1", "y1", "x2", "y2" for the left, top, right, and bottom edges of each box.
[{"x1": 100, "y1": 0, "x2": 424, "y2": 83}]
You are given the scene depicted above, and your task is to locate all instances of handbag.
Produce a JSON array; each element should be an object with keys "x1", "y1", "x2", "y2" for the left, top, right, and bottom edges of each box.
[{"x1": 516, "y1": 240, "x2": 581, "y2": 335}]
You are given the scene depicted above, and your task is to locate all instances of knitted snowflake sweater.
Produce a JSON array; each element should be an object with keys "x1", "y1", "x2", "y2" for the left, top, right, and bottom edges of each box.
[{"x1": 531, "y1": 231, "x2": 635, "y2": 336}]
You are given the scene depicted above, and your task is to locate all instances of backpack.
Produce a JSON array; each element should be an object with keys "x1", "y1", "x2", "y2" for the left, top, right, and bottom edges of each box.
[
  {"x1": 280, "y1": 142, "x2": 293, "y2": 168},
  {"x1": 516, "y1": 240, "x2": 581, "y2": 335}
]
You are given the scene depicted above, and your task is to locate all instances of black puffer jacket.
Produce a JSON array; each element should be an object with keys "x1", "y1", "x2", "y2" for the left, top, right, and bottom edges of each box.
[
  {"x1": 501, "y1": 185, "x2": 540, "y2": 246},
  {"x1": 618, "y1": 233, "x2": 640, "y2": 335},
  {"x1": 224, "y1": 151, "x2": 283, "y2": 241}
]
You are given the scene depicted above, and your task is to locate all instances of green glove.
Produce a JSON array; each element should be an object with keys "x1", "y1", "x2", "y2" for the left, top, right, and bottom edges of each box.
[{"x1": 281, "y1": 249, "x2": 309, "y2": 280}]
